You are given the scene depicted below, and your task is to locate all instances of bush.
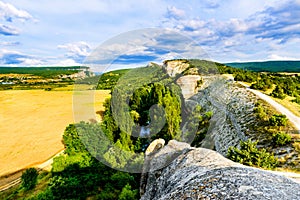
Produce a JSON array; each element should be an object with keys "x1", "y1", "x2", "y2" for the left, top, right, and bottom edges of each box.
[
  {"x1": 118, "y1": 184, "x2": 139, "y2": 200},
  {"x1": 35, "y1": 188, "x2": 54, "y2": 200},
  {"x1": 44, "y1": 87, "x2": 52, "y2": 91},
  {"x1": 227, "y1": 139, "x2": 278, "y2": 169},
  {"x1": 21, "y1": 168, "x2": 38, "y2": 190},
  {"x1": 272, "y1": 132, "x2": 292, "y2": 146},
  {"x1": 253, "y1": 105, "x2": 267, "y2": 120},
  {"x1": 269, "y1": 114, "x2": 288, "y2": 126},
  {"x1": 292, "y1": 95, "x2": 300, "y2": 105},
  {"x1": 270, "y1": 85, "x2": 286, "y2": 99}
]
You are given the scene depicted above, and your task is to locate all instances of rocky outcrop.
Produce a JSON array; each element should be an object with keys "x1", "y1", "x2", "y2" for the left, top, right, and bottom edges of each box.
[
  {"x1": 145, "y1": 138, "x2": 165, "y2": 156},
  {"x1": 141, "y1": 140, "x2": 300, "y2": 200},
  {"x1": 163, "y1": 60, "x2": 190, "y2": 77},
  {"x1": 186, "y1": 76, "x2": 299, "y2": 168},
  {"x1": 176, "y1": 75, "x2": 202, "y2": 99},
  {"x1": 188, "y1": 76, "x2": 258, "y2": 156}
]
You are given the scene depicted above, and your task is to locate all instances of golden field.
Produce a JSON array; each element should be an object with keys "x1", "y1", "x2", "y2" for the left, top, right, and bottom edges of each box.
[{"x1": 0, "y1": 89, "x2": 110, "y2": 176}]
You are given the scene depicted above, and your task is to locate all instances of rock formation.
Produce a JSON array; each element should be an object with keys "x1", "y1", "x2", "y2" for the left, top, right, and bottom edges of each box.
[
  {"x1": 176, "y1": 75, "x2": 202, "y2": 99},
  {"x1": 140, "y1": 140, "x2": 300, "y2": 200},
  {"x1": 163, "y1": 60, "x2": 190, "y2": 77},
  {"x1": 189, "y1": 76, "x2": 257, "y2": 155}
]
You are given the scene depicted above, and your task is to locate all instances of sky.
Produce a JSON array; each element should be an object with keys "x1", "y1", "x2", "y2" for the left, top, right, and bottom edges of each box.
[{"x1": 0, "y1": 0, "x2": 300, "y2": 69}]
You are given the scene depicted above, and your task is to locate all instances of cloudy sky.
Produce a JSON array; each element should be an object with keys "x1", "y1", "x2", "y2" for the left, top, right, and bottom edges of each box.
[{"x1": 0, "y1": 0, "x2": 300, "y2": 68}]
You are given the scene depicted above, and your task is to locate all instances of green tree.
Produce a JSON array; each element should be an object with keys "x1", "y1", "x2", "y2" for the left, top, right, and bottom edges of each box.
[
  {"x1": 118, "y1": 184, "x2": 139, "y2": 200},
  {"x1": 21, "y1": 168, "x2": 38, "y2": 190}
]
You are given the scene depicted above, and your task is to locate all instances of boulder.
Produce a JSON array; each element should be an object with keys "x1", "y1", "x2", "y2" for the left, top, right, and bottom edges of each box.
[{"x1": 141, "y1": 140, "x2": 300, "y2": 200}]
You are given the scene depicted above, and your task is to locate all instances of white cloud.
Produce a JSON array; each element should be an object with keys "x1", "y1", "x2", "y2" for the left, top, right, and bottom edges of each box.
[
  {"x1": 0, "y1": 24, "x2": 19, "y2": 35},
  {"x1": 165, "y1": 6, "x2": 185, "y2": 20},
  {"x1": 0, "y1": 1, "x2": 33, "y2": 22},
  {"x1": 58, "y1": 41, "x2": 91, "y2": 57},
  {"x1": 158, "y1": 52, "x2": 181, "y2": 61},
  {"x1": 17, "y1": 58, "x2": 42, "y2": 66},
  {"x1": 0, "y1": 48, "x2": 21, "y2": 56},
  {"x1": 179, "y1": 19, "x2": 207, "y2": 31},
  {"x1": 0, "y1": 41, "x2": 20, "y2": 46},
  {"x1": 159, "y1": 0, "x2": 300, "y2": 62},
  {"x1": 1, "y1": 0, "x2": 298, "y2": 65},
  {"x1": 58, "y1": 41, "x2": 92, "y2": 63},
  {"x1": 56, "y1": 59, "x2": 81, "y2": 66},
  {"x1": 267, "y1": 54, "x2": 298, "y2": 61},
  {"x1": 202, "y1": 0, "x2": 220, "y2": 9},
  {"x1": 0, "y1": 1, "x2": 35, "y2": 37}
]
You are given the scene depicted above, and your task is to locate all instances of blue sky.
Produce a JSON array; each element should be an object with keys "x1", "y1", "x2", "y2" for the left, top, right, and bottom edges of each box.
[{"x1": 0, "y1": 0, "x2": 300, "y2": 68}]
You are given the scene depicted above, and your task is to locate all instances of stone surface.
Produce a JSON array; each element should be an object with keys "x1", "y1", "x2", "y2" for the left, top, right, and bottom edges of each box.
[
  {"x1": 145, "y1": 138, "x2": 165, "y2": 156},
  {"x1": 188, "y1": 76, "x2": 256, "y2": 155},
  {"x1": 141, "y1": 140, "x2": 300, "y2": 200},
  {"x1": 164, "y1": 60, "x2": 190, "y2": 77},
  {"x1": 187, "y1": 75, "x2": 299, "y2": 167},
  {"x1": 176, "y1": 75, "x2": 201, "y2": 99}
]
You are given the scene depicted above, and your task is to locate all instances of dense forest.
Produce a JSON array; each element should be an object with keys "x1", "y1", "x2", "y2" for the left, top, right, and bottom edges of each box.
[
  {"x1": 0, "y1": 66, "x2": 84, "y2": 78},
  {"x1": 226, "y1": 61, "x2": 300, "y2": 72}
]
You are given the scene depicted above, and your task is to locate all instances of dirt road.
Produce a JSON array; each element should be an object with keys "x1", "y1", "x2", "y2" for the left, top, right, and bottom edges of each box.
[{"x1": 239, "y1": 82, "x2": 300, "y2": 132}]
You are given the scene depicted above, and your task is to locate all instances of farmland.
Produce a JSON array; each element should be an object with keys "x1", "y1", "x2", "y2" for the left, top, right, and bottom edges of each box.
[{"x1": 0, "y1": 89, "x2": 110, "y2": 176}]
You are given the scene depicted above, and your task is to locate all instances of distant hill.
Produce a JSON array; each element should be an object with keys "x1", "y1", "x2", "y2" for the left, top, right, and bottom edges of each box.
[
  {"x1": 225, "y1": 61, "x2": 300, "y2": 72},
  {"x1": 0, "y1": 66, "x2": 89, "y2": 78}
]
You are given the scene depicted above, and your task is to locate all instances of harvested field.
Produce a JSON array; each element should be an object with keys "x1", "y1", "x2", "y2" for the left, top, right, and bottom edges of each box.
[{"x1": 0, "y1": 89, "x2": 110, "y2": 176}]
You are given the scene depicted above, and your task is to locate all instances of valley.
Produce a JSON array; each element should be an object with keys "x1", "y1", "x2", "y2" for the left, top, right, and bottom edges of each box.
[{"x1": 1, "y1": 59, "x2": 300, "y2": 199}]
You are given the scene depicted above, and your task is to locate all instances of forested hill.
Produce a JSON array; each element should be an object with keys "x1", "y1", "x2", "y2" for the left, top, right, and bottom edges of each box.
[
  {"x1": 225, "y1": 61, "x2": 300, "y2": 72},
  {"x1": 0, "y1": 66, "x2": 88, "y2": 78}
]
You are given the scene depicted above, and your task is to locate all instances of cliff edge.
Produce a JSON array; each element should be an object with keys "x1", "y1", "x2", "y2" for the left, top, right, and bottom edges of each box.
[{"x1": 141, "y1": 140, "x2": 300, "y2": 200}]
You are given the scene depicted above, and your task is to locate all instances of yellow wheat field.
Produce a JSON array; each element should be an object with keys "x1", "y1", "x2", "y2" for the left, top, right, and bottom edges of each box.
[{"x1": 0, "y1": 89, "x2": 110, "y2": 176}]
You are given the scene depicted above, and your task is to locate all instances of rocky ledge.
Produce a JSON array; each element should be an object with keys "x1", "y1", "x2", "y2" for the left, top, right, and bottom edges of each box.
[{"x1": 140, "y1": 140, "x2": 300, "y2": 200}]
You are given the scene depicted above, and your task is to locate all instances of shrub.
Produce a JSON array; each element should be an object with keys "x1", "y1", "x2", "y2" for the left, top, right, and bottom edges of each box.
[
  {"x1": 118, "y1": 184, "x2": 139, "y2": 200},
  {"x1": 269, "y1": 114, "x2": 288, "y2": 126},
  {"x1": 21, "y1": 168, "x2": 38, "y2": 190},
  {"x1": 270, "y1": 85, "x2": 286, "y2": 99},
  {"x1": 35, "y1": 188, "x2": 54, "y2": 200},
  {"x1": 227, "y1": 139, "x2": 278, "y2": 169},
  {"x1": 253, "y1": 105, "x2": 267, "y2": 120},
  {"x1": 44, "y1": 87, "x2": 52, "y2": 91},
  {"x1": 292, "y1": 95, "x2": 300, "y2": 105},
  {"x1": 272, "y1": 132, "x2": 292, "y2": 146},
  {"x1": 293, "y1": 142, "x2": 300, "y2": 152}
]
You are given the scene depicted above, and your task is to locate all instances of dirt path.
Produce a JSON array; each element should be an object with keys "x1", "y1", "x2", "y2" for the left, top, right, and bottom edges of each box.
[{"x1": 238, "y1": 82, "x2": 300, "y2": 132}]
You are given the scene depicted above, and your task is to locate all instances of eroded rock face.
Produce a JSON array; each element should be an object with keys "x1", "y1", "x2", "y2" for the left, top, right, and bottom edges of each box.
[
  {"x1": 141, "y1": 140, "x2": 300, "y2": 200},
  {"x1": 176, "y1": 75, "x2": 201, "y2": 99},
  {"x1": 189, "y1": 76, "x2": 257, "y2": 156},
  {"x1": 163, "y1": 60, "x2": 190, "y2": 77}
]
